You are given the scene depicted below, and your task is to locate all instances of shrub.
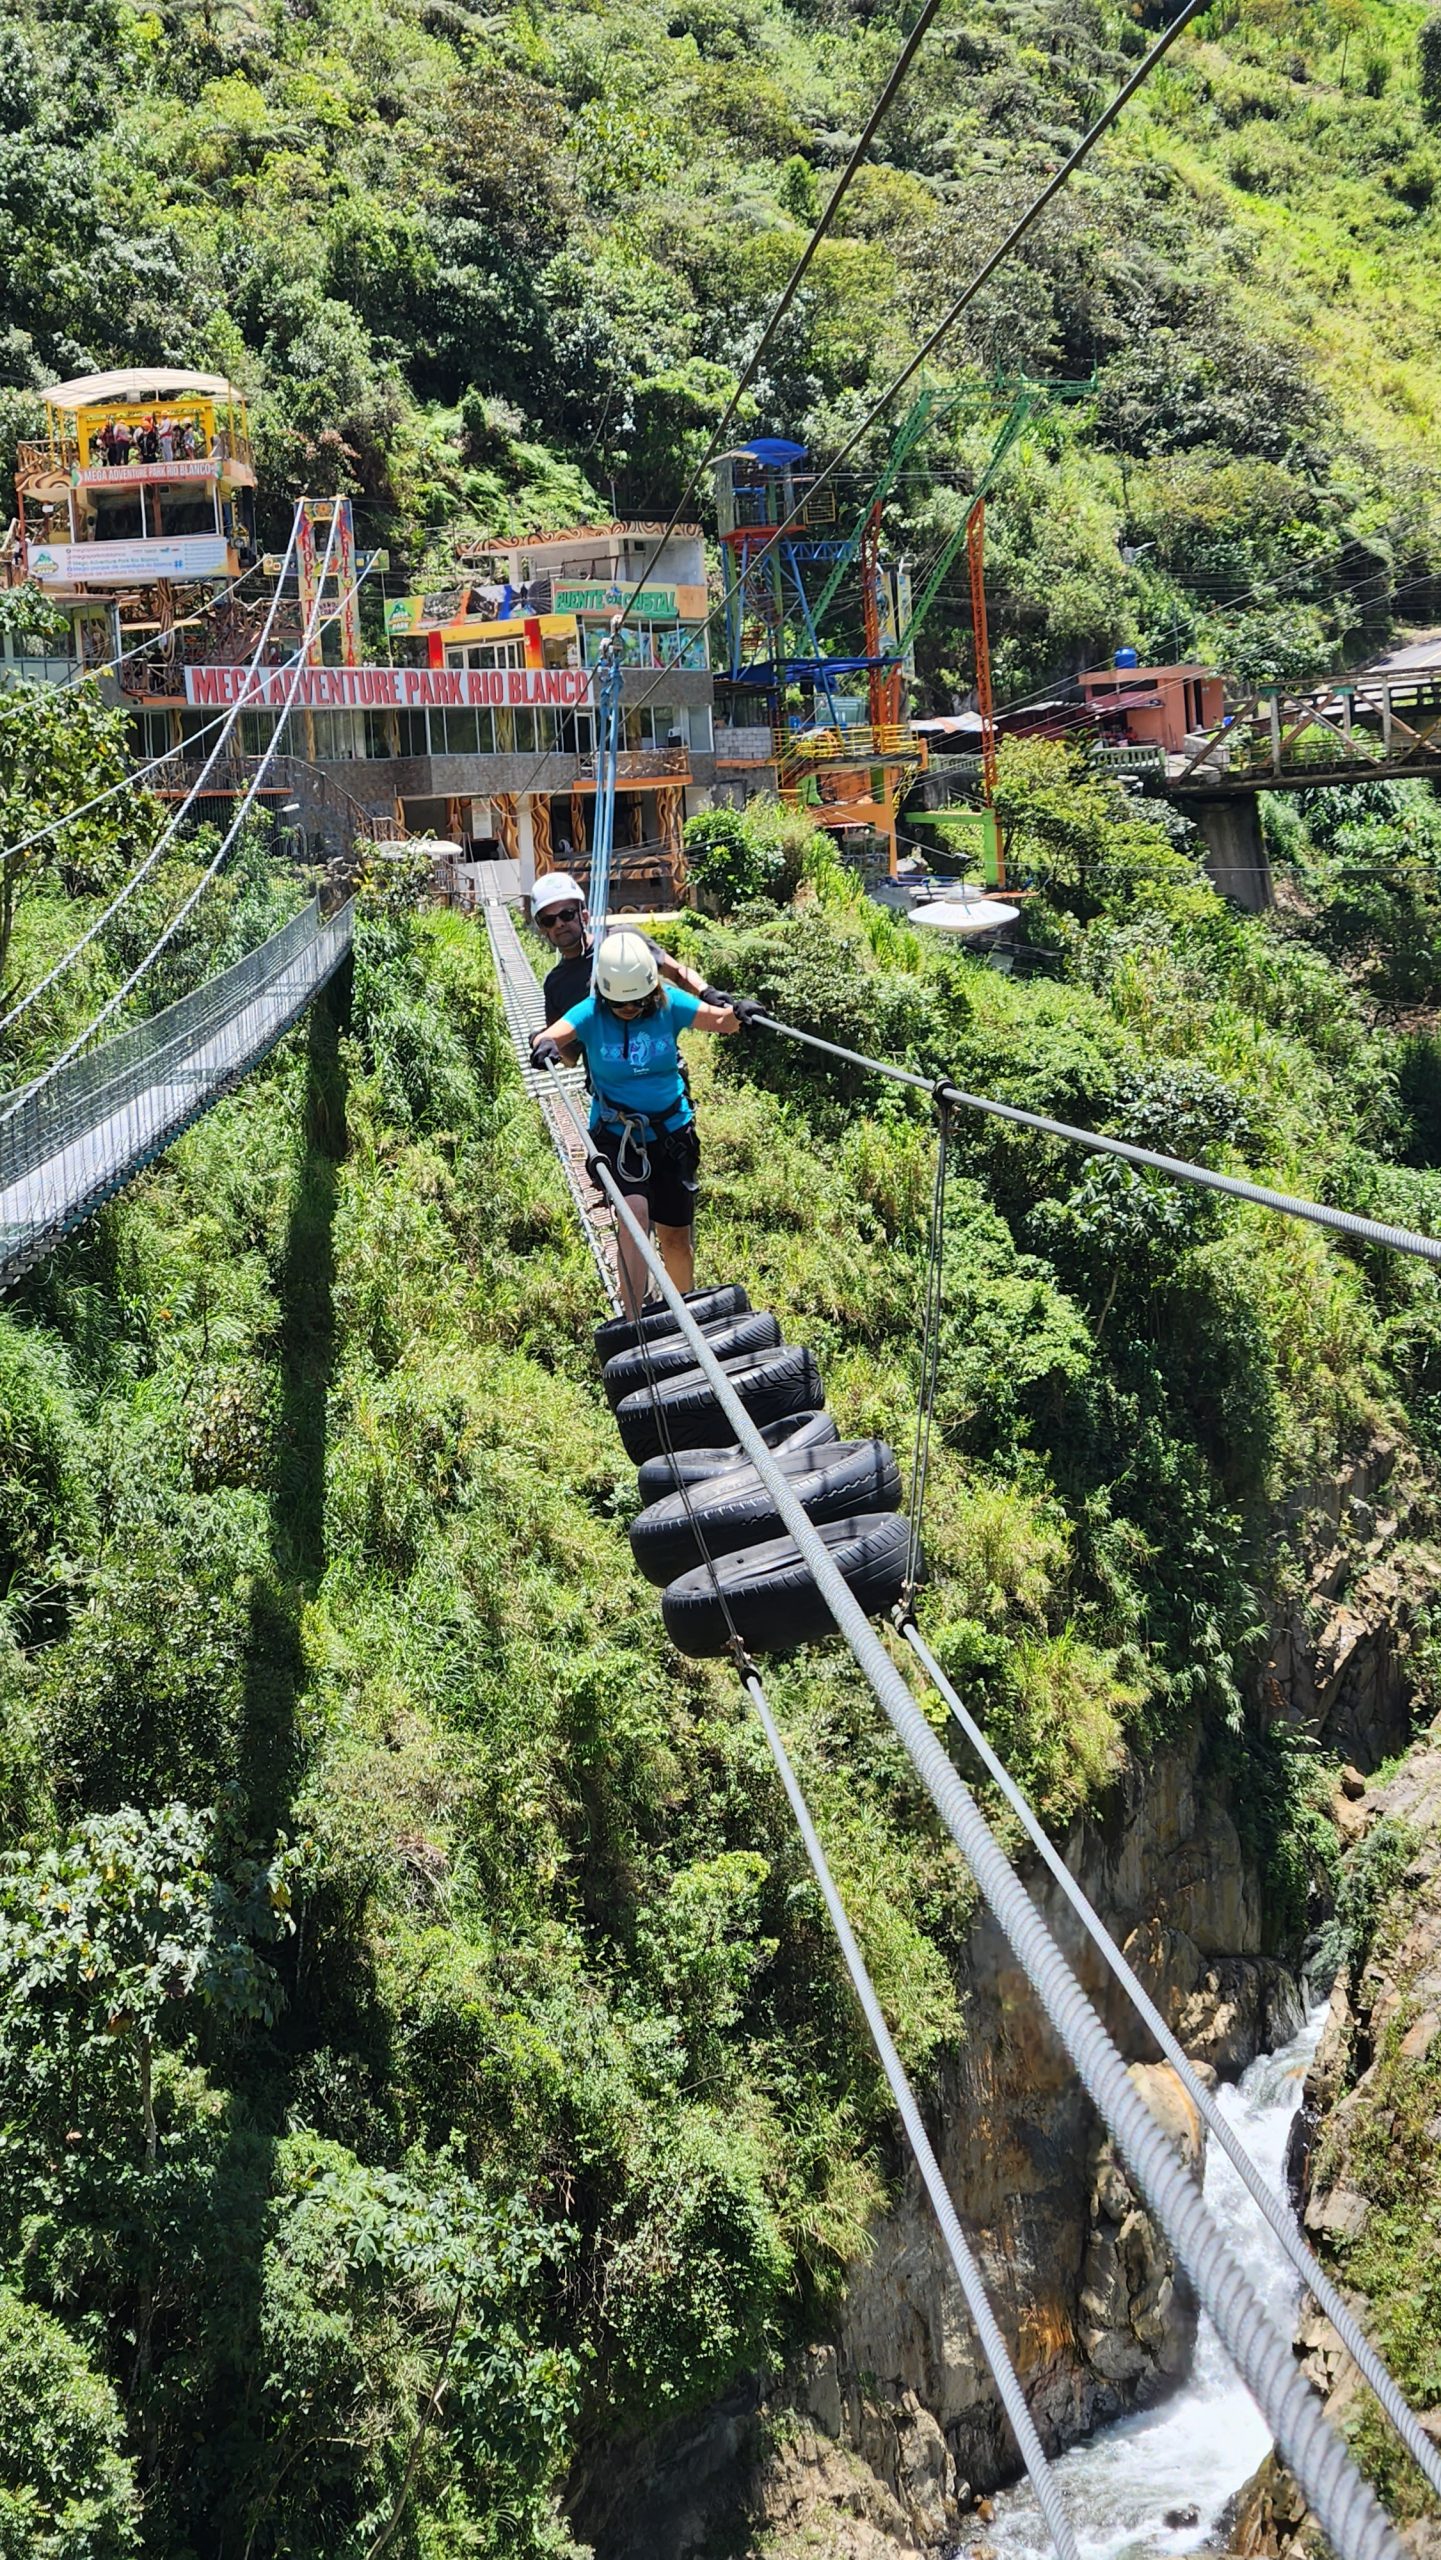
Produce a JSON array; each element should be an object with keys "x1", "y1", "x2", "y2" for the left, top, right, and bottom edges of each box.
[
  {"x1": 0, "y1": 2288, "x2": 139, "y2": 2559},
  {"x1": 683, "y1": 807, "x2": 780, "y2": 913}
]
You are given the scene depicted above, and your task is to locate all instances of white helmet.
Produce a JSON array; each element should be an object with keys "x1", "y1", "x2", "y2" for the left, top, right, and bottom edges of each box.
[
  {"x1": 532, "y1": 870, "x2": 587, "y2": 916},
  {"x1": 594, "y1": 929, "x2": 659, "y2": 1004}
]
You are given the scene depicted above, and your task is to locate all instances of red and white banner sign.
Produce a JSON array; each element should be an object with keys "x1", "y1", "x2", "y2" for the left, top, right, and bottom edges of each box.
[
  {"x1": 79, "y1": 459, "x2": 218, "y2": 488},
  {"x1": 183, "y1": 663, "x2": 590, "y2": 711}
]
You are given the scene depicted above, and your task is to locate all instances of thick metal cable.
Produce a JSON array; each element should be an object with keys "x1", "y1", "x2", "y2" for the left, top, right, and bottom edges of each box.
[
  {"x1": 900, "y1": 1614, "x2": 1441, "y2": 2501},
  {"x1": 520, "y1": 0, "x2": 1216, "y2": 774},
  {"x1": 905, "y1": 1095, "x2": 949, "y2": 1598},
  {"x1": 553, "y1": 999, "x2": 1076, "y2": 2553},
  {"x1": 539, "y1": 1058, "x2": 1406, "y2": 2560},
  {"x1": 614, "y1": 0, "x2": 948, "y2": 639},
  {"x1": 0, "y1": 507, "x2": 305, "y2": 1036},
  {"x1": 741, "y1": 1660, "x2": 1080, "y2": 2559},
  {"x1": 586, "y1": 645, "x2": 625, "y2": 950},
  {"x1": 3, "y1": 512, "x2": 350, "y2": 1117},
  {"x1": 748, "y1": 1014, "x2": 1441, "y2": 1267}
]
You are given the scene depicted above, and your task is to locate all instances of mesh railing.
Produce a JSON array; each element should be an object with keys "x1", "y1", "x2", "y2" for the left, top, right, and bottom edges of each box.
[{"x1": 0, "y1": 898, "x2": 353, "y2": 1288}]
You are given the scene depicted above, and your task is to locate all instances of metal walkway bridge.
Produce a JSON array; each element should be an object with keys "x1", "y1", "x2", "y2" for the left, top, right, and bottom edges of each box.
[
  {"x1": 1162, "y1": 659, "x2": 1441, "y2": 797},
  {"x1": 0, "y1": 897, "x2": 354, "y2": 1291}
]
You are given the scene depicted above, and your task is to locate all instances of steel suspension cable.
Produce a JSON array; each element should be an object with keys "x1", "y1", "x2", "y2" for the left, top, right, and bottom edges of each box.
[
  {"x1": 59, "y1": 555, "x2": 270, "y2": 692},
  {"x1": 538, "y1": 1058, "x2": 1405, "y2": 2560},
  {"x1": 904, "y1": 1095, "x2": 949, "y2": 1601},
  {"x1": 559, "y1": 1083, "x2": 1076, "y2": 2553},
  {"x1": 745, "y1": 1014, "x2": 1441, "y2": 1266},
  {"x1": 740, "y1": 1657, "x2": 1080, "y2": 2559},
  {"x1": 537, "y1": 0, "x2": 1217, "y2": 775},
  {"x1": 2, "y1": 509, "x2": 349, "y2": 1118},
  {"x1": 899, "y1": 1613, "x2": 1441, "y2": 2500},
  {"x1": 0, "y1": 507, "x2": 305, "y2": 1038},
  {"x1": 612, "y1": 0, "x2": 949, "y2": 640}
]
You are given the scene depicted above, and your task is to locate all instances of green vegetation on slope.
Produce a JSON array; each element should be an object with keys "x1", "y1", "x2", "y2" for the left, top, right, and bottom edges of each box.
[
  {"x1": 3, "y1": 764, "x2": 1441, "y2": 2545},
  {"x1": 7, "y1": 0, "x2": 1441, "y2": 693}
]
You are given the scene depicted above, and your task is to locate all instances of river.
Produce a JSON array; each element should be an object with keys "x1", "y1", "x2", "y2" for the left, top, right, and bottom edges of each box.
[{"x1": 981, "y1": 2002, "x2": 1327, "y2": 2560}]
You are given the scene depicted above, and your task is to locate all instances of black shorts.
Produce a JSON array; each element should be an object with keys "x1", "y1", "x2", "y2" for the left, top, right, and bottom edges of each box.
[{"x1": 590, "y1": 1119, "x2": 700, "y2": 1229}]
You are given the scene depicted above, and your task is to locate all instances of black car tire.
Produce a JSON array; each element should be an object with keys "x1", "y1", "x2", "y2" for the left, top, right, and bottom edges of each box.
[
  {"x1": 594, "y1": 1284, "x2": 750, "y2": 1364},
  {"x1": 601, "y1": 1311, "x2": 781, "y2": 1409},
  {"x1": 614, "y1": 1344, "x2": 824, "y2": 1463},
  {"x1": 636, "y1": 1410, "x2": 837, "y2": 1503},
  {"x1": 661, "y1": 1513, "x2": 918, "y2": 1658},
  {"x1": 630, "y1": 1438, "x2": 901, "y2": 1585}
]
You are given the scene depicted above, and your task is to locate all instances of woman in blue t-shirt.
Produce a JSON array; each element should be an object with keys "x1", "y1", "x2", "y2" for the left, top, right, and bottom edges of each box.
[{"x1": 533, "y1": 929, "x2": 740, "y2": 1314}]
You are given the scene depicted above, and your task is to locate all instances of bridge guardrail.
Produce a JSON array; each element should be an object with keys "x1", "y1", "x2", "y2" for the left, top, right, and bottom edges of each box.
[{"x1": 0, "y1": 899, "x2": 353, "y2": 1287}]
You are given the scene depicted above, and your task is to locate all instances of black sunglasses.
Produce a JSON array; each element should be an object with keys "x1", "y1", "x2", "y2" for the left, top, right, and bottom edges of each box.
[{"x1": 539, "y1": 904, "x2": 583, "y2": 926}]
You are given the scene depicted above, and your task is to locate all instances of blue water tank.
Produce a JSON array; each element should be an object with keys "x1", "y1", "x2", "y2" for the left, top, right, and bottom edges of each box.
[{"x1": 1115, "y1": 646, "x2": 1140, "y2": 669}]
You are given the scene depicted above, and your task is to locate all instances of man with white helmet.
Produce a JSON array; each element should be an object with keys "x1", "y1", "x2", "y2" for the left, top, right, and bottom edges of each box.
[
  {"x1": 532, "y1": 930, "x2": 741, "y2": 1315},
  {"x1": 528, "y1": 870, "x2": 709, "y2": 1024}
]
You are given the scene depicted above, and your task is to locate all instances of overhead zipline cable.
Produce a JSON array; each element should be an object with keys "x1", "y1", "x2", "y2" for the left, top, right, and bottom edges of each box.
[
  {"x1": 536, "y1": 1059, "x2": 1407, "y2": 2560},
  {"x1": 612, "y1": 0, "x2": 950, "y2": 640},
  {"x1": 501, "y1": 0, "x2": 951, "y2": 847},
  {"x1": 557, "y1": 0, "x2": 1218, "y2": 771}
]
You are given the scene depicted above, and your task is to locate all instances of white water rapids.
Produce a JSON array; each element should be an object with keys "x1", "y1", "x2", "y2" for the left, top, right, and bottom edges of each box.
[{"x1": 982, "y1": 2002, "x2": 1327, "y2": 2560}]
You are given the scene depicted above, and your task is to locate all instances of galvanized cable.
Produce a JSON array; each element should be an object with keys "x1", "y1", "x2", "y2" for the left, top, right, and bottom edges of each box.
[
  {"x1": 523, "y1": 0, "x2": 1216, "y2": 766},
  {"x1": 2, "y1": 512, "x2": 352, "y2": 1119},
  {"x1": 904, "y1": 1095, "x2": 949, "y2": 1599},
  {"x1": 748, "y1": 1013, "x2": 1441, "y2": 1267},
  {"x1": 740, "y1": 1658, "x2": 1080, "y2": 2560},
  {"x1": 539, "y1": 1055, "x2": 1406, "y2": 2560},
  {"x1": 613, "y1": 0, "x2": 949, "y2": 638},
  {"x1": 899, "y1": 1612, "x2": 1441, "y2": 2502},
  {"x1": 0, "y1": 507, "x2": 305, "y2": 1036}
]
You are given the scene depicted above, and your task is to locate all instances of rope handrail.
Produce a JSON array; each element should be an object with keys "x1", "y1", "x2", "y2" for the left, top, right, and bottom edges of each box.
[
  {"x1": 746, "y1": 1013, "x2": 1441, "y2": 1267},
  {"x1": 0, "y1": 898, "x2": 353, "y2": 1289}
]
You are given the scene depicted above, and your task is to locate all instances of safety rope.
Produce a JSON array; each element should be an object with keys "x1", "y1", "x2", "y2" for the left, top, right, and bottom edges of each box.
[
  {"x1": 739, "y1": 1653, "x2": 1081, "y2": 2558},
  {"x1": 904, "y1": 1094, "x2": 950, "y2": 1604},
  {"x1": 746, "y1": 1014, "x2": 1441, "y2": 1269},
  {"x1": 537, "y1": 1060, "x2": 1407, "y2": 2560},
  {"x1": 2, "y1": 508, "x2": 348, "y2": 1120},
  {"x1": 1, "y1": 508, "x2": 305, "y2": 1038}
]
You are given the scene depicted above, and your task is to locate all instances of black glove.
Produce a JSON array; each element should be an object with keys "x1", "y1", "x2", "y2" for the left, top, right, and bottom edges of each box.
[
  {"x1": 731, "y1": 995, "x2": 767, "y2": 1026},
  {"x1": 698, "y1": 984, "x2": 732, "y2": 1008},
  {"x1": 530, "y1": 1035, "x2": 566, "y2": 1071}
]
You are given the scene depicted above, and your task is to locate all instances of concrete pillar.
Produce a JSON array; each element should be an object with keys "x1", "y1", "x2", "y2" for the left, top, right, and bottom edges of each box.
[{"x1": 1191, "y1": 795, "x2": 1272, "y2": 911}]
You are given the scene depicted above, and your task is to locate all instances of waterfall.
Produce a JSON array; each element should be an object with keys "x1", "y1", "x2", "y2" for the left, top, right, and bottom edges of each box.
[{"x1": 981, "y1": 2002, "x2": 1327, "y2": 2560}]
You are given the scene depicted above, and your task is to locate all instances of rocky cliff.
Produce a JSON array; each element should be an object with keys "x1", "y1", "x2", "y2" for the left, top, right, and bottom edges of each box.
[
  {"x1": 571, "y1": 1722, "x2": 1289, "y2": 2559},
  {"x1": 1232, "y1": 1724, "x2": 1441, "y2": 2560}
]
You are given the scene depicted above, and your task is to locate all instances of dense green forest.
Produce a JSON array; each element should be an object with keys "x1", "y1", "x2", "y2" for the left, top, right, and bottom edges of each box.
[
  {"x1": 4, "y1": 749, "x2": 1441, "y2": 2548},
  {"x1": 7, "y1": 0, "x2": 1441, "y2": 691},
  {"x1": 9, "y1": 0, "x2": 1441, "y2": 2545}
]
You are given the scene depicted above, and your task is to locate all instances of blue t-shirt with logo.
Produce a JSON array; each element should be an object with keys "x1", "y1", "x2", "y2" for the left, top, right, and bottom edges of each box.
[{"x1": 560, "y1": 990, "x2": 702, "y2": 1130}]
